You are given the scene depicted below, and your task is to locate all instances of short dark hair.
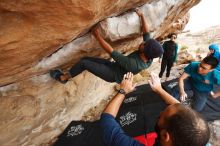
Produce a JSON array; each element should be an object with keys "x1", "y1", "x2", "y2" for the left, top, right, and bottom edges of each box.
[
  {"x1": 202, "y1": 55, "x2": 219, "y2": 69},
  {"x1": 165, "y1": 104, "x2": 210, "y2": 146},
  {"x1": 168, "y1": 33, "x2": 177, "y2": 39}
]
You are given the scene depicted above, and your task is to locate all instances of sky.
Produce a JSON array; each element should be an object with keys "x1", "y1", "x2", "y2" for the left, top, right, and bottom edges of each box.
[{"x1": 184, "y1": 0, "x2": 220, "y2": 32}]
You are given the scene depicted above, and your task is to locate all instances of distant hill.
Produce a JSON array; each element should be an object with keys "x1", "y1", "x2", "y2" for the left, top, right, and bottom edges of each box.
[{"x1": 177, "y1": 25, "x2": 220, "y2": 57}]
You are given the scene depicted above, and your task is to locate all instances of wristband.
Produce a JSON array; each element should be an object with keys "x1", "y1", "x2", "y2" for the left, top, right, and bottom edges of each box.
[{"x1": 118, "y1": 89, "x2": 126, "y2": 95}]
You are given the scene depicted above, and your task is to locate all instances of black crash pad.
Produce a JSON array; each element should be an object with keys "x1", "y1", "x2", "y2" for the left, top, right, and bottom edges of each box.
[
  {"x1": 54, "y1": 79, "x2": 220, "y2": 146},
  {"x1": 54, "y1": 83, "x2": 166, "y2": 146}
]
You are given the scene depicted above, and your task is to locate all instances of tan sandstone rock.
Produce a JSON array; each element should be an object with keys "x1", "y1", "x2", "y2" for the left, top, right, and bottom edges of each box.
[{"x1": 0, "y1": 0, "x2": 198, "y2": 86}]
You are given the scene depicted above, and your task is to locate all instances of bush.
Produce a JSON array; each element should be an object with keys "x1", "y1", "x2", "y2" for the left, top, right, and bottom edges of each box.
[{"x1": 180, "y1": 45, "x2": 188, "y2": 50}]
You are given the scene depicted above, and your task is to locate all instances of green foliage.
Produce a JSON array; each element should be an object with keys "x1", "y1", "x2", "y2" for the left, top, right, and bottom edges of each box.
[{"x1": 180, "y1": 45, "x2": 188, "y2": 50}]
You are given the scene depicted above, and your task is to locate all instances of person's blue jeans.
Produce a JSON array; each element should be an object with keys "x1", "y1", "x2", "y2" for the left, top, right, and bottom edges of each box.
[{"x1": 171, "y1": 78, "x2": 210, "y2": 112}]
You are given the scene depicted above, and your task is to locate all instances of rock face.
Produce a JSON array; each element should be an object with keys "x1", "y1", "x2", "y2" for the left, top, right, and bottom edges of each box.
[
  {"x1": 0, "y1": 0, "x2": 201, "y2": 146},
  {"x1": 0, "y1": 0, "x2": 199, "y2": 86},
  {"x1": 0, "y1": 0, "x2": 150, "y2": 86}
]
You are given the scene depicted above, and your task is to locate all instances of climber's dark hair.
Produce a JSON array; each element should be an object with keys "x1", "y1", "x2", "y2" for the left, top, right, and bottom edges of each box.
[
  {"x1": 168, "y1": 33, "x2": 177, "y2": 39},
  {"x1": 202, "y1": 55, "x2": 219, "y2": 69}
]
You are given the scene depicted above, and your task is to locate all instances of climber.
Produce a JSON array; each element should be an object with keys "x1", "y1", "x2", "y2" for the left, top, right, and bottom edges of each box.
[
  {"x1": 159, "y1": 33, "x2": 178, "y2": 81},
  {"x1": 207, "y1": 43, "x2": 220, "y2": 71},
  {"x1": 171, "y1": 55, "x2": 220, "y2": 112},
  {"x1": 100, "y1": 72, "x2": 210, "y2": 146},
  {"x1": 50, "y1": 9, "x2": 163, "y2": 84}
]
